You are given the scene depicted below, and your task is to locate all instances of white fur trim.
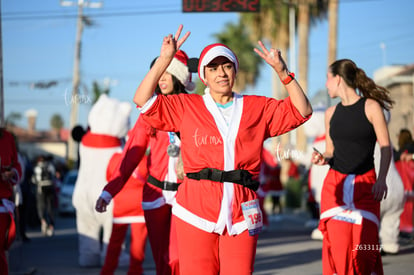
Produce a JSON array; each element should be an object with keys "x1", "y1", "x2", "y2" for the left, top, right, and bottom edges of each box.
[
  {"x1": 167, "y1": 58, "x2": 189, "y2": 85},
  {"x1": 172, "y1": 202, "x2": 216, "y2": 232},
  {"x1": 138, "y1": 94, "x2": 158, "y2": 113},
  {"x1": 113, "y1": 216, "x2": 145, "y2": 224},
  {"x1": 167, "y1": 57, "x2": 195, "y2": 91}
]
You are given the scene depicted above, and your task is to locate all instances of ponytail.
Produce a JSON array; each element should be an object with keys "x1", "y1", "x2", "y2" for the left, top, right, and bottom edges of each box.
[
  {"x1": 330, "y1": 59, "x2": 394, "y2": 110},
  {"x1": 355, "y1": 68, "x2": 394, "y2": 110}
]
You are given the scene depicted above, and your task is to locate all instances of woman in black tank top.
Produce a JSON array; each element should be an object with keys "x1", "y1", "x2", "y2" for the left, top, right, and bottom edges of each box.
[{"x1": 311, "y1": 59, "x2": 394, "y2": 275}]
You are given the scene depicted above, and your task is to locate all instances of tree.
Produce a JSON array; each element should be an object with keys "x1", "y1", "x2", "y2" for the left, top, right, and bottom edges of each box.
[
  {"x1": 240, "y1": 0, "x2": 329, "y2": 151},
  {"x1": 194, "y1": 78, "x2": 206, "y2": 96},
  {"x1": 297, "y1": 0, "x2": 329, "y2": 92},
  {"x1": 327, "y1": 0, "x2": 338, "y2": 107},
  {"x1": 91, "y1": 81, "x2": 110, "y2": 104},
  {"x1": 240, "y1": 0, "x2": 292, "y2": 151},
  {"x1": 296, "y1": 0, "x2": 329, "y2": 150},
  {"x1": 50, "y1": 113, "x2": 64, "y2": 139},
  {"x1": 241, "y1": 0, "x2": 290, "y2": 99}
]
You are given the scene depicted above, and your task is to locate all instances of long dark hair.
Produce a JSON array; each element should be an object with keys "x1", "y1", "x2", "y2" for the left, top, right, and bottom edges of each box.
[
  {"x1": 150, "y1": 75, "x2": 187, "y2": 137},
  {"x1": 329, "y1": 59, "x2": 394, "y2": 110},
  {"x1": 154, "y1": 74, "x2": 187, "y2": 96},
  {"x1": 398, "y1": 128, "x2": 413, "y2": 151}
]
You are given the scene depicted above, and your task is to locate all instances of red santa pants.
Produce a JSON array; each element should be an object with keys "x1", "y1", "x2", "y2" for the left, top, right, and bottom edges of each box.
[
  {"x1": 322, "y1": 217, "x2": 383, "y2": 275},
  {"x1": 144, "y1": 204, "x2": 179, "y2": 275},
  {"x1": 101, "y1": 222, "x2": 147, "y2": 275},
  {"x1": 175, "y1": 216, "x2": 258, "y2": 275},
  {"x1": 1, "y1": 212, "x2": 14, "y2": 275},
  {"x1": 320, "y1": 169, "x2": 383, "y2": 275}
]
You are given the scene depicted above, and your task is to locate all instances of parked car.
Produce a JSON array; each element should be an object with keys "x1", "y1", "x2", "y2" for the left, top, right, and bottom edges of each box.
[{"x1": 58, "y1": 169, "x2": 77, "y2": 215}]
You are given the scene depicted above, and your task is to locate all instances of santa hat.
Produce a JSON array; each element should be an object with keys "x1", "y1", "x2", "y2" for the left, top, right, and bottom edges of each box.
[
  {"x1": 166, "y1": 50, "x2": 196, "y2": 91},
  {"x1": 198, "y1": 43, "x2": 239, "y2": 85}
]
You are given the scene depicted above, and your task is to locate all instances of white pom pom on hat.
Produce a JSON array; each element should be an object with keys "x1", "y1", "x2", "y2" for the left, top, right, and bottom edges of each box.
[
  {"x1": 166, "y1": 50, "x2": 196, "y2": 91},
  {"x1": 198, "y1": 43, "x2": 239, "y2": 86}
]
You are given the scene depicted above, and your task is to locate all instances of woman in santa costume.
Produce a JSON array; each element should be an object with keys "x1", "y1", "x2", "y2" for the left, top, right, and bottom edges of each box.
[
  {"x1": 0, "y1": 128, "x2": 22, "y2": 275},
  {"x1": 132, "y1": 25, "x2": 312, "y2": 275},
  {"x1": 96, "y1": 49, "x2": 196, "y2": 275},
  {"x1": 311, "y1": 59, "x2": 394, "y2": 275},
  {"x1": 100, "y1": 150, "x2": 148, "y2": 275}
]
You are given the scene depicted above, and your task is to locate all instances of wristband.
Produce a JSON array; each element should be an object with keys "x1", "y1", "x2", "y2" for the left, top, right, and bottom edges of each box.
[{"x1": 282, "y1": 72, "x2": 295, "y2": 85}]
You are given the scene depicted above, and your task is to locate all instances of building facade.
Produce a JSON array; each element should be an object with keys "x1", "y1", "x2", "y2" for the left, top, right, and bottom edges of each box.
[{"x1": 374, "y1": 64, "x2": 414, "y2": 148}]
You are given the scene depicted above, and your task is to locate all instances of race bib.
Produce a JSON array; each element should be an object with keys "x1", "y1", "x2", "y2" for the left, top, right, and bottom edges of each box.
[
  {"x1": 241, "y1": 199, "x2": 263, "y2": 236},
  {"x1": 332, "y1": 210, "x2": 363, "y2": 225}
]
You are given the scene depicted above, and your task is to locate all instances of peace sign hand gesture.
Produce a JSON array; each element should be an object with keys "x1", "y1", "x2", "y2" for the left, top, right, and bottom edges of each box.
[
  {"x1": 254, "y1": 41, "x2": 288, "y2": 74},
  {"x1": 160, "y1": 24, "x2": 191, "y2": 62}
]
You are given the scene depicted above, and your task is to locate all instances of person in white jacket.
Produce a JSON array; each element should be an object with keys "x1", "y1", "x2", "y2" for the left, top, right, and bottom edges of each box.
[{"x1": 375, "y1": 111, "x2": 404, "y2": 254}]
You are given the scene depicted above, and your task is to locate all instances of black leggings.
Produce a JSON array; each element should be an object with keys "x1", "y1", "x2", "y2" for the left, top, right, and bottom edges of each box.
[{"x1": 36, "y1": 186, "x2": 56, "y2": 226}]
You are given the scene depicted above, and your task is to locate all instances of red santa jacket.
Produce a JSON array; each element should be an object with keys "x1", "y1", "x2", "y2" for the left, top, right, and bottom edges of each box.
[
  {"x1": 103, "y1": 116, "x2": 181, "y2": 210},
  {"x1": 140, "y1": 90, "x2": 310, "y2": 235},
  {"x1": 106, "y1": 152, "x2": 147, "y2": 223},
  {"x1": 0, "y1": 129, "x2": 22, "y2": 200}
]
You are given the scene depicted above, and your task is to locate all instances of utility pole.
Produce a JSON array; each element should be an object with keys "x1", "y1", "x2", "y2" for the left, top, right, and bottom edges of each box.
[
  {"x1": 61, "y1": 0, "x2": 102, "y2": 163},
  {"x1": 327, "y1": 0, "x2": 338, "y2": 107},
  {"x1": 288, "y1": 2, "x2": 296, "y2": 148},
  {"x1": 0, "y1": 0, "x2": 4, "y2": 127}
]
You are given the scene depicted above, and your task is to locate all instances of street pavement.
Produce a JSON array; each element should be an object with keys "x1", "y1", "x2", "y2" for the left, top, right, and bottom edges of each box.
[{"x1": 8, "y1": 211, "x2": 414, "y2": 275}]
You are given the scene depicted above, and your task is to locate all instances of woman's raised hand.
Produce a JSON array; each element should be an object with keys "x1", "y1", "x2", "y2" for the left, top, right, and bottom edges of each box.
[
  {"x1": 160, "y1": 24, "x2": 191, "y2": 60},
  {"x1": 254, "y1": 41, "x2": 287, "y2": 74}
]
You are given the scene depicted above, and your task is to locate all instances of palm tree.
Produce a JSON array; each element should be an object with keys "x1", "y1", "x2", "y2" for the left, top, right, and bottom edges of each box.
[
  {"x1": 297, "y1": 0, "x2": 329, "y2": 95},
  {"x1": 240, "y1": 0, "x2": 329, "y2": 151},
  {"x1": 327, "y1": 0, "x2": 338, "y2": 107},
  {"x1": 241, "y1": 0, "x2": 292, "y2": 150},
  {"x1": 296, "y1": 0, "x2": 329, "y2": 150},
  {"x1": 241, "y1": 0, "x2": 290, "y2": 98}
]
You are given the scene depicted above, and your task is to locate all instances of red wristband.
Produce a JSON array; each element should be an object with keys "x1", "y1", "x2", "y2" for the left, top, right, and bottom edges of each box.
[{"x1": 282, "y1": 72, "x2": 295, "y2": 85}]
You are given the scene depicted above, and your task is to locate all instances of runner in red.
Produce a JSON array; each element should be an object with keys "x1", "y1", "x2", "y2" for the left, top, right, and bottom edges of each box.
[{"x1": 312, "y1": 59, "x2": 394, "y2": 274}]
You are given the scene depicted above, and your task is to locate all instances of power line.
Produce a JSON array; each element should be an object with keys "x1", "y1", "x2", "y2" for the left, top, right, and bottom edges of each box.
[
  {"x1": 3, "y1": 9, "x2": 181, "y2": 21},
  {"x1": 2, "y1": 3, "x2": 178, "y2": 16},
  {"x1": 2, "y1": 4, "x2": 181, "y2": 21}
]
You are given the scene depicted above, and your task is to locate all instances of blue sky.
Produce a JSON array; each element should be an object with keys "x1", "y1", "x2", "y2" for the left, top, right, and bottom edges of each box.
[{"x1": 3, "y1": 0, "x2": 414, "y2": 130}]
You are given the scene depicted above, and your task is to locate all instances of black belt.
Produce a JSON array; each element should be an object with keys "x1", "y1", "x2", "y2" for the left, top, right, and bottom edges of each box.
[
  {"x1": 147, "y1": 175, "x2": 180, "y2": 191},
  {"x1": 186, "y1": 168, "x2": 259, "y2": 191}
]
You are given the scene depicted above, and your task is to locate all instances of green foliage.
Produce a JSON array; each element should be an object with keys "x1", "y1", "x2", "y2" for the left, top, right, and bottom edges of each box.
[
  {"x1": 50, "y1": 114, "x2": 64, "y2": 130},
  {"x1": 285, "y1": 177, "x2": 303, "y2": 209},
  {"x1": 214, "y1": 20, "x2": 262, "y2": 92},
  {"x1": 92, "y1": 81, "x2": 110, "y2": 104},
  {"x1": 194, "y1": 79, "x2": 206, "y2": 95}
]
